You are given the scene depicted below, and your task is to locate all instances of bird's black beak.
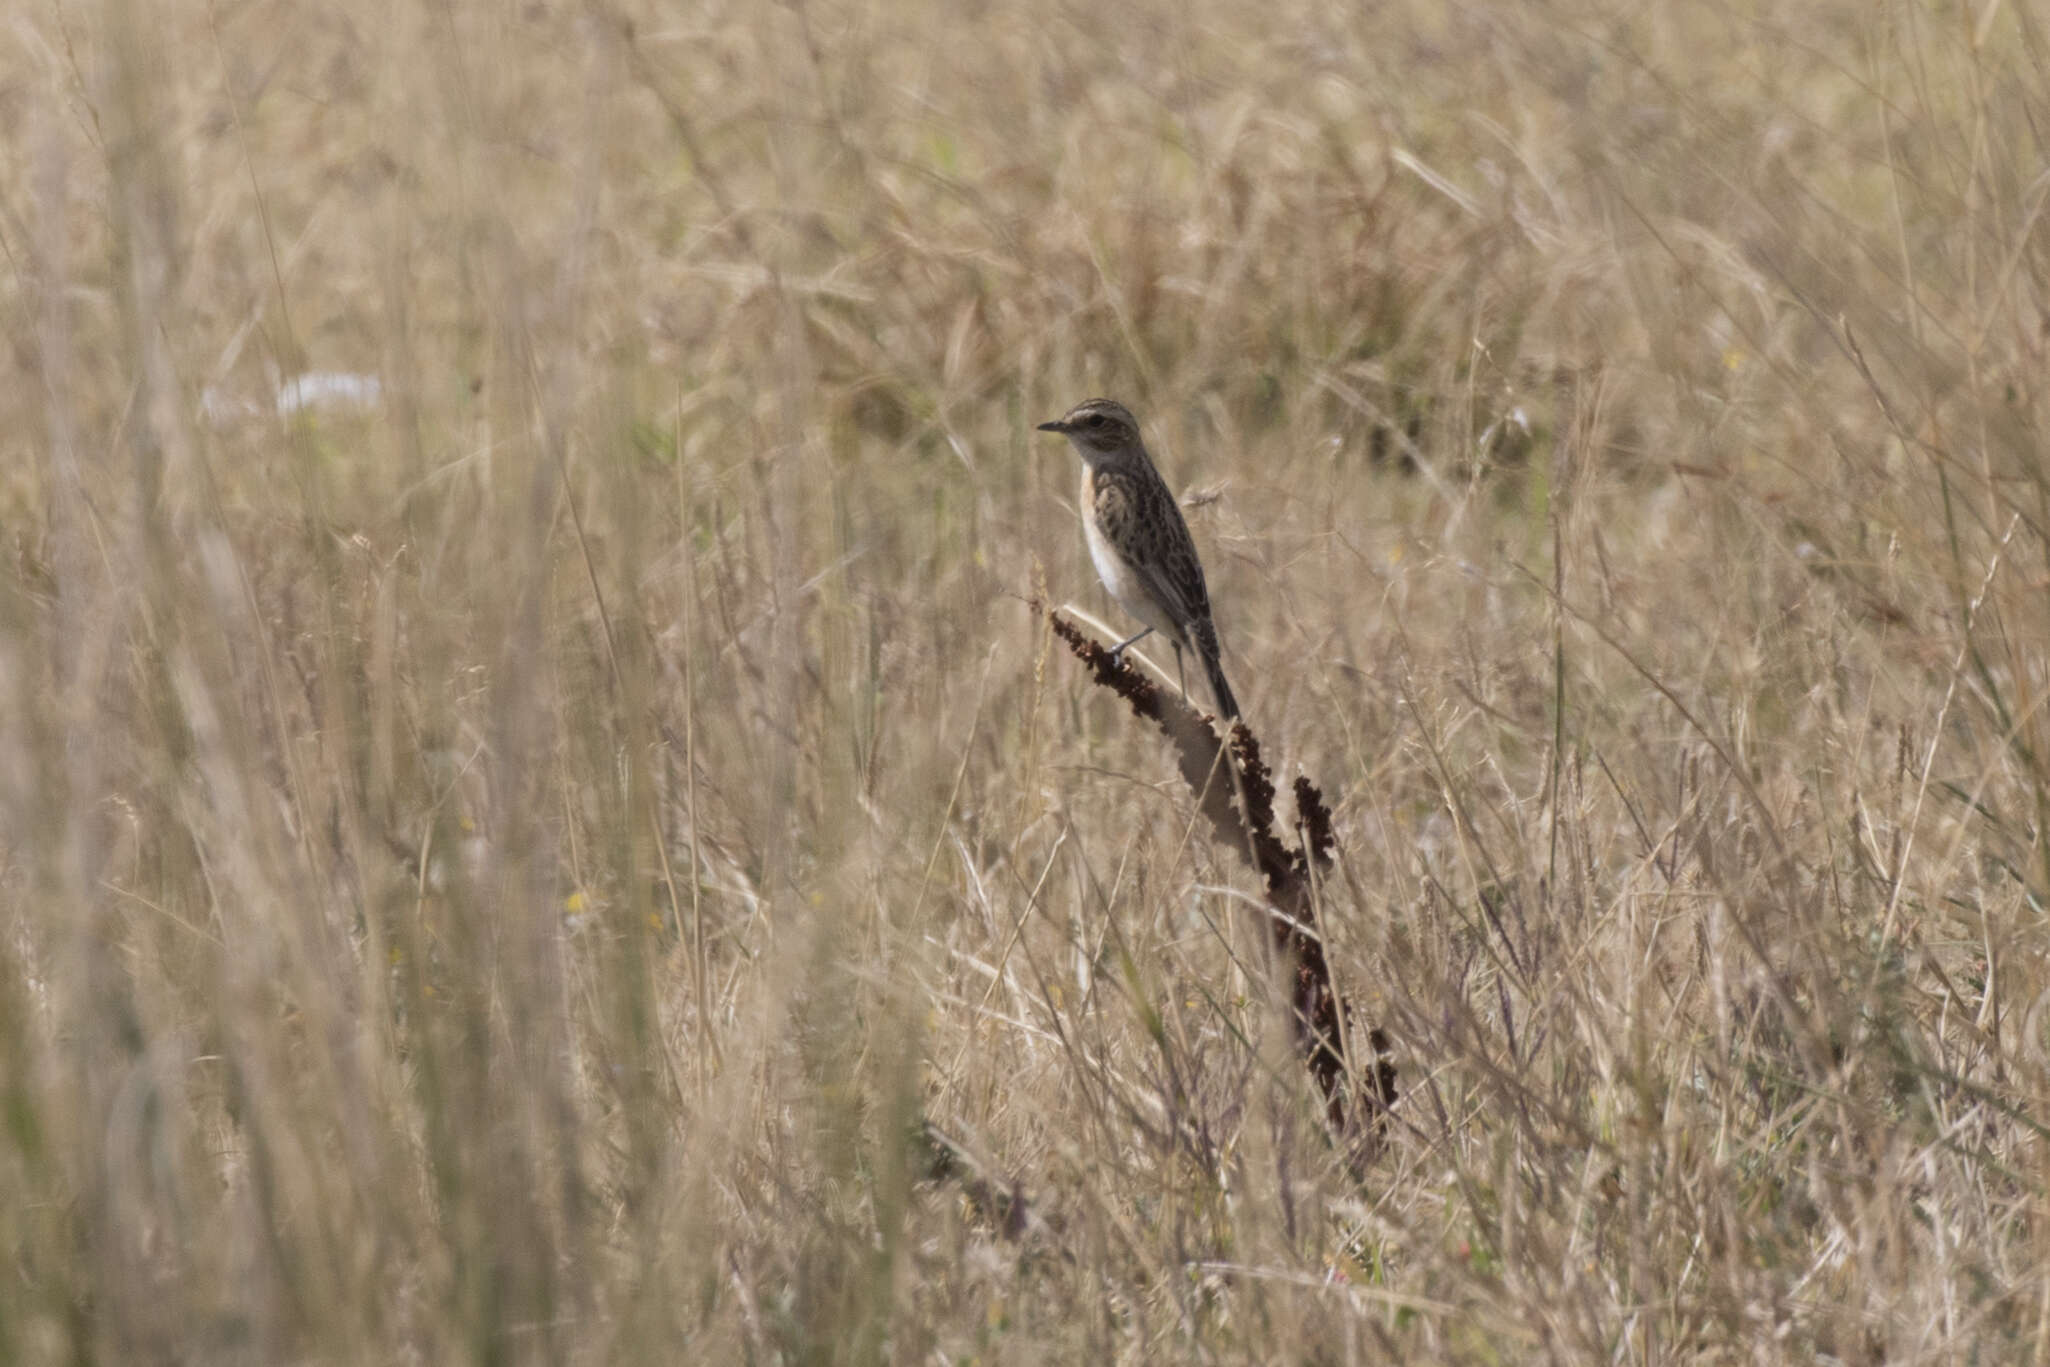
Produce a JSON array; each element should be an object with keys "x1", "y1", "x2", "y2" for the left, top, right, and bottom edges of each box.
[{"x1": 1036, "y1": 419, "x2": 1068, "y2": 433}]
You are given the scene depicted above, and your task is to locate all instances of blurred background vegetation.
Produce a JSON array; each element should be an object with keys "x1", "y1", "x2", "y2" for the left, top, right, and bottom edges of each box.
[{"x1": 3, "y1": 0, "x2": 2048, "y2": 1361}]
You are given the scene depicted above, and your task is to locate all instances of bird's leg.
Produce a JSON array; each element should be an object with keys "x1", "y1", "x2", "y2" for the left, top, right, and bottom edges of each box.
[
  {"x1": 1108, "y1": 626, "x2": 1153, "y2": 671},
  {"x1": 1172, "y1": 642, "x2": 1189, "y2": 701}
]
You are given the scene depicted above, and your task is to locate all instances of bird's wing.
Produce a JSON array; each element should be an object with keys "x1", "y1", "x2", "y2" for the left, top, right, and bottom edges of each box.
[{"x1": 1139, "y1": 491, "x2": 1215, "y2": 629}]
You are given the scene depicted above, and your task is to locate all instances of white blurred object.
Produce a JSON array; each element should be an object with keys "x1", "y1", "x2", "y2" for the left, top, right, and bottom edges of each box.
[
  {"x1": 201, "y1": 371, "x2": 385, "y2": 425},
  {"x1": 275, "y1": 371, "x2": 382, "y2": 416}
]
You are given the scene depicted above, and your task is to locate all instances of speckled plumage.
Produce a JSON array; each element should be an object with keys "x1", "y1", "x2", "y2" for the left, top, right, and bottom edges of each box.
[{"x1": 1037, "y1": 398, "x2": 1240, "y2": 720}]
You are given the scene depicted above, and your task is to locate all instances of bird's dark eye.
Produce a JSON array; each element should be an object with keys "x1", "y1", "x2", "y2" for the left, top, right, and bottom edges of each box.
[{"x1": 1085, "y1": 415, "x2": 1105, "y2": 427}]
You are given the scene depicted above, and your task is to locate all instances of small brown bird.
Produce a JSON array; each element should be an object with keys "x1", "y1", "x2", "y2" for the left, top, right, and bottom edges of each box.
[{"x1": 1037, "y1": 397, "x2": 1240, "y2": 720}]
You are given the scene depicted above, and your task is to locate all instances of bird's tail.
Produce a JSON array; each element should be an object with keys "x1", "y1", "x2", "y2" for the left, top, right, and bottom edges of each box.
[{"x1": 1197, "y1": 624, "x2": 1239, "y2": 720}]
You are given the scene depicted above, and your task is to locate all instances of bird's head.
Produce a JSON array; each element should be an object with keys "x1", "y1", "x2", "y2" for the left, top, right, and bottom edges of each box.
[{"x1": 1037, "y1": 398, "x2": 1142, "y2": 458}]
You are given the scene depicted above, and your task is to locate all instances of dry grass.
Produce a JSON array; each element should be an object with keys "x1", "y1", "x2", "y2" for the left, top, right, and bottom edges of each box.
[{"x1": 4, "y1": 0, "x2": 2049, "y2": 1361}]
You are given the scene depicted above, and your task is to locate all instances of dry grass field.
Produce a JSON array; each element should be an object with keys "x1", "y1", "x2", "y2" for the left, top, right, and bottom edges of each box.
[{"x1": 5, "y1": 0, "x2": 2050, "y2": 1361}]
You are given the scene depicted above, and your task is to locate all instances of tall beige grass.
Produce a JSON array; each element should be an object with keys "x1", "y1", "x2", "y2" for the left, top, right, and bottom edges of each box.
[{"x1": 4, "y1": 0, "x2": 2048, "y2": 1360}]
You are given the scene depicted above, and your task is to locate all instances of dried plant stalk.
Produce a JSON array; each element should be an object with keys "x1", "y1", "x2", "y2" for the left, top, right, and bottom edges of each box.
[{"x1": 1041, "y1": 603, "x2": 1396, "y2": 1152}]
